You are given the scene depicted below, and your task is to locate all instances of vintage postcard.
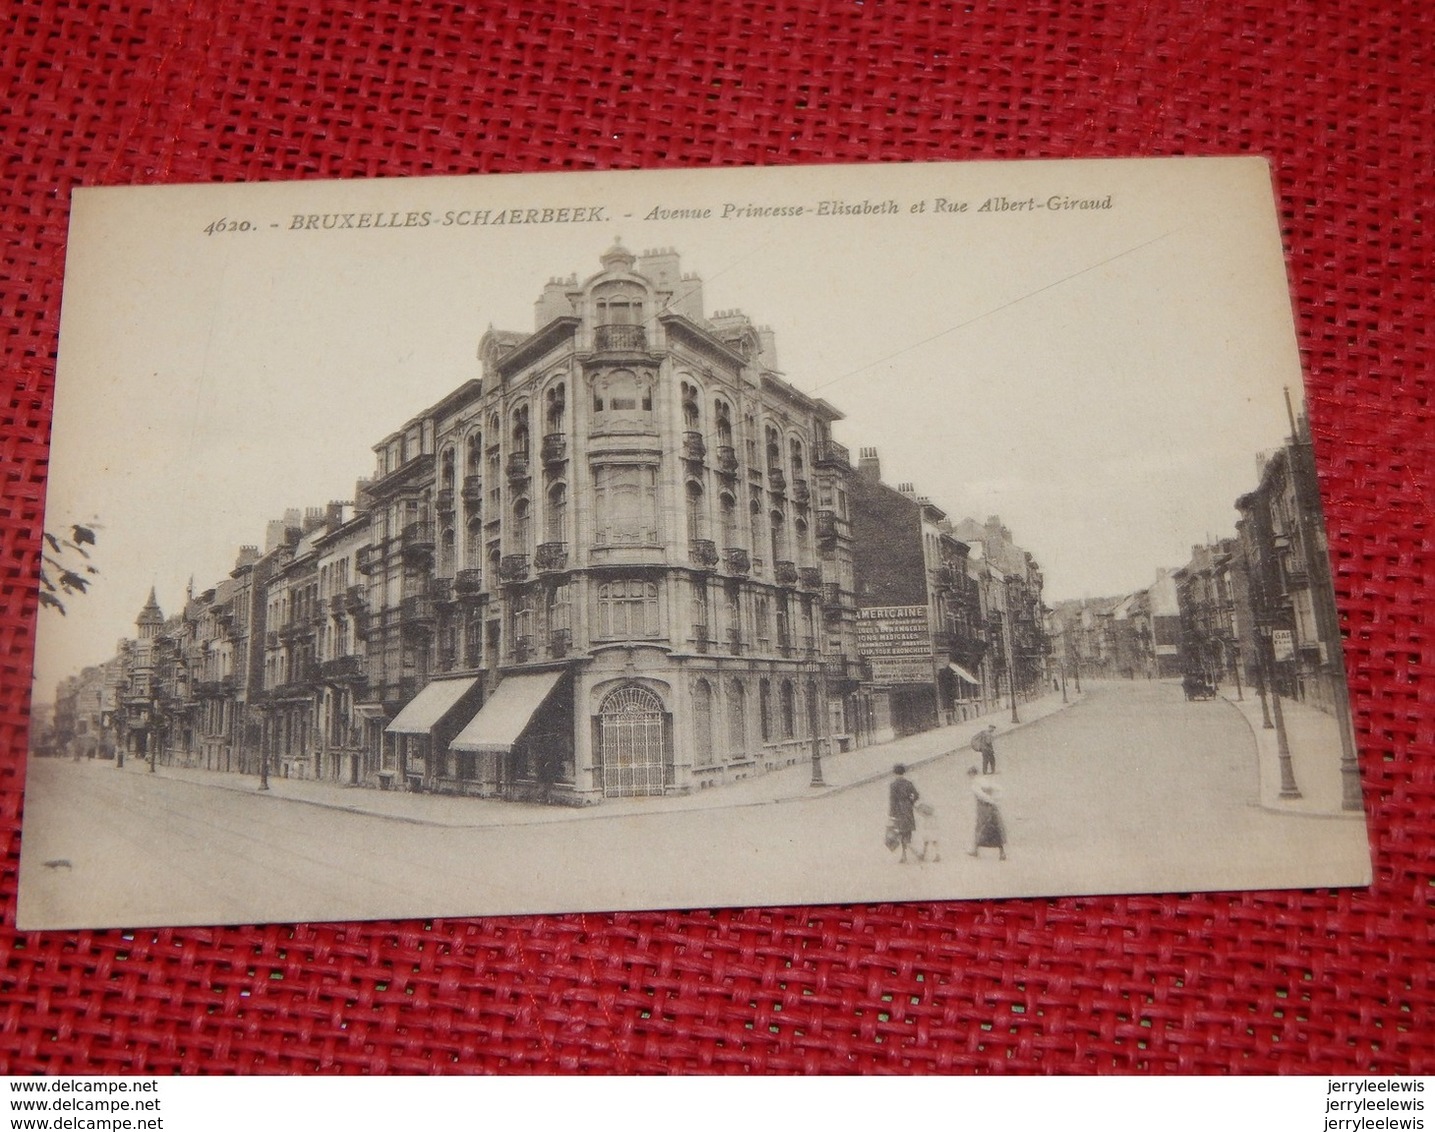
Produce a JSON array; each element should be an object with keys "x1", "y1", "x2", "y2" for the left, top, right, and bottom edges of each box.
[{"x1": 20, "y1": 157, "x2": 1371, "y2": 930}]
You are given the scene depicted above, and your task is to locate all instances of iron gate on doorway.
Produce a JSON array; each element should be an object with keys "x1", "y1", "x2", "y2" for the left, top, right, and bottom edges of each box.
[{"x1": 597, "y1": 685, "x2": 670, "y2": 797}]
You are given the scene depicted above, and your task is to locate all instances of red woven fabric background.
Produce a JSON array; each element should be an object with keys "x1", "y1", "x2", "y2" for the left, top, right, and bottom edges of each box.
[{"x1": 2, "y1": 0, "x2": 1431, "y2": 1074}]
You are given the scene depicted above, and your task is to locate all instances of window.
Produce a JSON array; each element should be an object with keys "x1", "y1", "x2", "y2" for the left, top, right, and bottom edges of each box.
[
  {"x1": 466, "y1": 431, "x2": 483, "y2": 474},
  {"x1": 754, "y1": 594, "x2": 771, "y2": 650},
  {"x1": 597, "y1": 580, "x2": 661, "y2": 639},
  {"x1": 439, "y1": 526, "x2": 455, "y2": 575},
  {"x1": 770, "y1": 509, "x2": 787, "y2": 565},
  {"x1": 592, "y1": 369, "x2": 653, "y2": 415},
  {"x1": 691, "y1": 580, "x2": 709, "y2": 635},
  {"x1": 466, "y1": 516, "x2": 483, "y2": 567},
  {"x1": 686, "y1": 480, "x2": 706, "y2": 542},
  {"x1": 716, "y1": 400, "x2": 733, "y2": 449},
  {"x1": 766, "y1": 426, "x2": 781, "y2": 470},
  {"x1": 547, "y1": 582, "x2": 571, "y2": 634},
  {"x1": 440, "y1": 448, "x2": 455, "y2": 490},
  {"x1": 595, "y1": 283, "x2": 643, "y2": 325},
  {"x1": 512, "y1": 497, "x2": 531, "y2": 553},
  {"x1": 546, "y1": 382, "x2": 566, "y2": 434},
  {"x1": 511, "y1": 404, "x2": 530, "y2": 455},
  {"x1": 546, "y1": 482, "x2": 568, "y2": 545},
  {"x1": 511, "y1": 592, "x2": 533, "y2": 653},
  {"x1": 790, "y1": 437, "x2": 805, "y2": 481},
  {"x1": 719, "y1": 492, "x2": 738, "y2": 548},
  {"x1": 727, "y1": 680, "x2": 747, "y2": 757},
  {"x1": 693, "y1": 679, "x2": 714, "y2": 767},
  {"x1": 759, "y1": 678, "x2": 772, "y2": 741},
  {"x1": 780, "y1": 680, "x2": 796, "y2": 739},
  {"x1": 681, "y1": 381, "x2": 700, "y2": 431},
  {"x1": 595, "y1": 464, "x2": 659, "y2": 545}
]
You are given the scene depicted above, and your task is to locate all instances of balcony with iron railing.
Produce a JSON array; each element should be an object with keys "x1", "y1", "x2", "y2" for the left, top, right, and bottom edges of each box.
[
  {"x1": 402, "y1": 521, "x2": 436, "y2": 556},
  {"x1": 798, "y1": 566, "x2": 822, "y2": 590},
  {"x1": 511, "y1": 636, "x2": 532, "y2": 664},
  {"x1": 767, "y1": 467, "x2": 786, "y2": 494},
  {"x1": 814, "y1": 438, "x2": 851, "y2": 470},
  {"x1": 775, "y1": 560, "x2": 799, "y2": 587},
  {"x1": 821, "y1": 581, "x2": 842, "y2": 609},
  {"x1": 320, "y1": 655, "x2": 365, "y2": 682},
  {"x1": 594, "y1": 324, "x2": 647, "y2": 352},
  {"x1": 723, "y1": 547, "x2": 751, "y2": 576},
  {"x1": 461, "y1": 473, "x2": 484, "y2": 504},
  {"x1": 542, "y1": 433, "x2": 567, "y2": 464},
  {"x1": 454, "y1": 568, "x2": 484, "y2": 597},
  {"x1": 436, "y1": 487, "x2": 455, "y2": 514},
  {"x1": 816, "y1": 509, "x2": 839, "y2": 544},
  {"x1": 791, "y1": 477, "x2": 811, "y2": 504},
  {"x1": 535, "y1": 542, "x2": 569, "y2": 573},
  {"x1": 549, "y1": 628, "x2": 572, "y2": 658},
  {"x1": 506, "y1": 452, "x2": 530, "y2": 482},
  {"x1": 400, "y1": 594, "x2": 435, "y2": 628},
  {"x1": 689, "y1": 539, "x2": 719, "y2": 570},
  {"x1": 344, "y1": 584, "x2": 367, "y2": 615},
  {"x1": 430, "y1": 578, "x2": 454, "y2": 606},
  {"x1": 356, "y1": 543, "x2": 381, "y2": 575},
  {"x1": 499, "y1": 554, "x2": 530, "y2": 583},
  {"x1": 681, "y1": 431, "x2": 706, "y2": 462},
  {"x1": 716, "y1": 445, "x2": 739, "y2": 475}
]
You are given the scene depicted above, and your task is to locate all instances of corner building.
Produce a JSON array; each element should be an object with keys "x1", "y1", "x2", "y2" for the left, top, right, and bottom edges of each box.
[{"x1": 370, "y1": 244, "x2": 859, "y2": 803}]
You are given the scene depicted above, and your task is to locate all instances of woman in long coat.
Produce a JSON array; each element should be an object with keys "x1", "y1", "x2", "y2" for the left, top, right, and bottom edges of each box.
[
  {"x1": 969, "y1": 777, "x2": 1007, "y2": 861},
  {"x1": 888, "y1": 764, "x2": 920, "y2": 863}
]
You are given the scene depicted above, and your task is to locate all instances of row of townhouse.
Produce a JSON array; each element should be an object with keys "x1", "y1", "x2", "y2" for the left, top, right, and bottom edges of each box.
[
  {"x1": 54, "y1": 243, "x2": 1049, "y2": 803},
  {"x1": 1046, "y1": 408, "x2": 1348, "y2": 724}
]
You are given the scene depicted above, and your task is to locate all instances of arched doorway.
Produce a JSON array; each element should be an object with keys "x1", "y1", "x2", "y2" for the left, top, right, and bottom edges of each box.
[{"x1": 597, "y1": 684, "x2": 669, "y2": 797}]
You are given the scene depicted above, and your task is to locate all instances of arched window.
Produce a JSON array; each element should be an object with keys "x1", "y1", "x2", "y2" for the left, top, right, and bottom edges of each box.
[
  {"x1": 727, "y1": 679, "x2": 747, "y2": 757},
  {"x1": 766, "y1": 426, "x2": 782, "y2": 470},
  {"x1": 681, "y1": 381, "x2": 700, "y2": 432},
  {"x1": 686, "y1": 480, "x2": 706, "y2": 542},
  {"x1": 595, "y1": 282, "x2": 644, "y2": 326},
  {"x1": 789, "y1": 437, "x2": 805, "y2": 481},
  {"x1": 593, "y1": 369, "x2": 652, "y2": 415},
  {"x1": 546, "y1": 482, "x2": 568, "y2": 545},
  {"x1": 440, "y1": 448, "x2": 455, "y2": 490},
  {"x1": 719, "y1": 492, "x2": 738, "y2": 549},
  {"x1": 512, "y1": 497, "x2": 531, "y2": 553},
  {"x1": 597, "y1": 683, "x2": 667, "y2": 798},
  {"x1": 758, "y1": 678, "x2": 773, "y2": 741},
  {"x1": 465, "y1": 516, "x2": 483, "y2": 568},
  {"x1": 439, "y1": 526, "x2": 455, "y2": 575},
  {"x1": 693, "y1": 679, "x2": 714, "y2": 767},
  {"x1": 511, "y1": 404, "x2": 530, "y2": 456},
  {"x1": 466, "y1": 431, "x2": 483, "y2": 475},
  {"x1": 770, "y1": 509, "x2": 787, "y2": 565},
  {"x1": 545, "y1": 383, "x2": 566, "y2": 434},
  {"x1": 780, "y1": 680, "x2": 796, "y2": 740},
  {"x1": 715, "y1": 400, "x2": 733, "y2": 449},
  {"x1": 749, "y1": 495, "x2": 764, "y2": 569}
]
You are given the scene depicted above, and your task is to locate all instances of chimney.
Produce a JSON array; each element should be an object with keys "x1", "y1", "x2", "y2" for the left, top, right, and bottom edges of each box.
[
  {"x1": 534, "y1": 276, "x2": 574, "y2": 328},
  {"x1": 897, "y1": 482, "x2": 917, "y2": 500},
  {"x1": 858, "y1": 446, "x2": 882, "y2": 481}
]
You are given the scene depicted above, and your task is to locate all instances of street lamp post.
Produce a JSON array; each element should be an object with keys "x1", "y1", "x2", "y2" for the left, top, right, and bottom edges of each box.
[
  {"x1": 1263, "y1": 627, "x2": 1301, "y2": 800},
  {"x1": 808, "y1": 665, "x2": 826, "y2": 788}
]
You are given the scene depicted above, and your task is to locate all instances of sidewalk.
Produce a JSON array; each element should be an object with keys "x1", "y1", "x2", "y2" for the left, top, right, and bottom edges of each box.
[
  {"x1": 1220, "y1": 688, "x2": 1364, "y2": 818},
  {"x1": 117, "y1": 690, "x2": 1086, "y2": 829}
]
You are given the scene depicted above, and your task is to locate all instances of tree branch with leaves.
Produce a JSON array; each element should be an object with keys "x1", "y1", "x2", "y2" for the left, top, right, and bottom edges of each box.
[{"x1": 39, "y1": 522, "x2": 100, "y2": 615}]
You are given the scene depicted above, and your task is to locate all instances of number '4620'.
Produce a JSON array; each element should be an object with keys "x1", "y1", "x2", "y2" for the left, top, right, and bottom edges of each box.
[{"x1": 203, "y1": 218, "x2": 254, "y2": 234}]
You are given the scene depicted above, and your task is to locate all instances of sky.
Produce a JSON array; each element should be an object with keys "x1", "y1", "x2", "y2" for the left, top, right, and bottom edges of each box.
[{"x1": 35, "y1": 157, "x2": 1307, "y2": 696}]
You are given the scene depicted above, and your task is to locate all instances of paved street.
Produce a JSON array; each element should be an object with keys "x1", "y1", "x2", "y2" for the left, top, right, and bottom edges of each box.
[{"x1": 18, "y1": 680, "x2": 1371, "y2": 929}]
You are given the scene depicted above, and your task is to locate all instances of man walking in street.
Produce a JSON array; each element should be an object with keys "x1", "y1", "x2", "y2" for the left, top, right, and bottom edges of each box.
[{"x1": 972, "y1": 724, "x2": 998, "y2": 775}]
